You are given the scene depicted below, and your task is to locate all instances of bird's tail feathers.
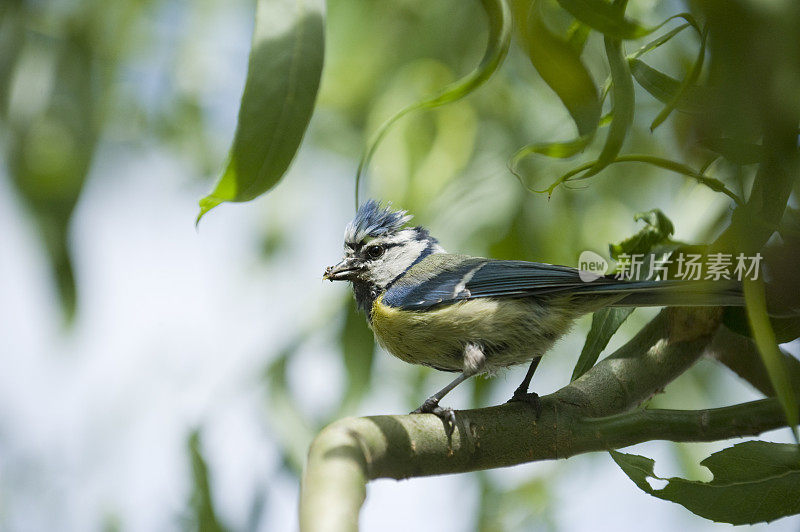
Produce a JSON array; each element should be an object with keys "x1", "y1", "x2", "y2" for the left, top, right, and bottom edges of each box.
[{"x1": 577, "y1": 279, "x2": 744, "y2": 308}]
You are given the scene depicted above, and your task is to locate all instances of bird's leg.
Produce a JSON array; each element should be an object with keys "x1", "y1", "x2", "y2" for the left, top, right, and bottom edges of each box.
[
  {"x1": 411, "y1": 371, "x2": 471, "y2": 433},
  {"x1": 411, "y1": 344, "x2": 484, "y2": 435},
  {"x1": 508, "y1": 355, "x2": 543, "y2": 418}
]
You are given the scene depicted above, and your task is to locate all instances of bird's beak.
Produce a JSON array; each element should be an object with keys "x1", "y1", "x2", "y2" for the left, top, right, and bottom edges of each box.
[{"x1": 323, "y1": 257, "x2": 361, "y2": 281}]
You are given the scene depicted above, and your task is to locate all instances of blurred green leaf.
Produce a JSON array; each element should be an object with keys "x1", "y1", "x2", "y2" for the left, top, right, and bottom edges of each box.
[
  {"x1": 355, "y1": 0, "x2": 511, "y2": 206},
  {"x1": 723, "y1": 307, "x2": 800, "y2": 345},
  {"x1": 629, "y1": 59, "x2": 713, "y2": 113},
  {"x1": 511, "y1": 136, "x2": 593, "y2": 168},
  {"x1": 198, "y1": 0, "x2": 325, "y2": 221},
  {"x1": 263, "y1": 348, "x2": 316, "y2": 474},
  {"x1": 589, "y1": 21, "x2": 635, "y2": 175},
  {"x1": 768, "y1": 318, "x2": 800, "y2": 346},
  {"x1": 538, "y1": 3, "x2": 634, "y2": 195},
  {"x1": 0, "y1": 0, "x2": 24, "y2": 119},
  {"x1": 187, "y1": 430, "x2": 229, "y2": 532},
  {"x1": 548, "y1": 155, "x2": 743, "y2": 204},
  {"x1": 628, "y1": 22, "x2": 691, "y2": 60},
  {"x1": 367, "y1": 62, "x2": 479, "y2": 207},
  {"x1": 650, "y1": 25, "x2": 707, "y2": 130},
  {"x1": 509, "y1": 0, "x2": 600, "y2": 173},
  {"x1": 572, "y1": 307, "x2": 634, "y2": 381},
  {"x1": 339, "y1": 298, "x2": 376, "y2": 411},
  {"x1": 566, "y1": 20, "x2": 591, "y2": 53},
  {"x1": 513, "y1": 0, "x2": 600, "y2": 137},
  {"x1": 611, "y1": 442, "x2": 800, "y2": 524},
  {"x1": 744, "y1": 277, "x2": 799, "y2": 441},
  {"x1": 555, "y1": 0, "x2": 653, "y2": 39},
  {"x1": 7, "y1": 25, "x2": 100, "y2": 322},
  {"x1": 476, "y1": 472, "x2": 557, "y2": 532},
  {"x1": 699, "y1": 138, "x2": 765, "y2": 166}
]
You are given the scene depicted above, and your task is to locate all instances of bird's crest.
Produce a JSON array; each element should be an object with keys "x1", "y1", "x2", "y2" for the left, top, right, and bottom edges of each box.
[{"x1": 345, "y1": 200, "x2": 413, "y2": 244}]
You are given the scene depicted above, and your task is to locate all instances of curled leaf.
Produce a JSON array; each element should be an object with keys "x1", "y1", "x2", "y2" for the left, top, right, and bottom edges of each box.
[
  {"x1": 537, "y1": 7, "x2": 633, "y2": 196},
  {"x1": 628, "y1": 22, "x2": 691, "y2": 60},
  {"x1": 629, "y1": 59, "x2": 713, "y2": 113},
  {"x1": 543, "y1": 155, "x2": 743, "y2": 204},
  {"x1": 509, "y1": 0, "x2": 600, "y2": 177},
  {"x1": 355, "y1": 0, "x2": 511, "y2": 207},
  {"x1": 650, "y1": 25, "x2": 708, "y2": 130},
  {"x1": 514, "y1": 0, "x2": 600, "y2": 137},
  {"x1": 555, "y1": 0, "x2": 653, "y2": 40},
  {"x1": 588, "y1": 29, "x2": 635, "y2": 176}
]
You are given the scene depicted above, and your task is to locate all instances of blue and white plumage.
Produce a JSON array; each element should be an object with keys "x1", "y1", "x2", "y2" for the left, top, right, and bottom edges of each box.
[
  {"x1": 324, "y1": 201, "x2": 744, "y2": 423},
  {"x1": 344, "y1": 199, "x2": 413, "y2": 243}
]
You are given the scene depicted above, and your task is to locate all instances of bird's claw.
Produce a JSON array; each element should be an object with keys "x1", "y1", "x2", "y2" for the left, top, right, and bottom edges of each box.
[
  {"x1": 507, "y1": 390, "x2": 542, "y2": 419},
  {"x1": 411, "y1": 398, "x2": 456, "y2": 436}
]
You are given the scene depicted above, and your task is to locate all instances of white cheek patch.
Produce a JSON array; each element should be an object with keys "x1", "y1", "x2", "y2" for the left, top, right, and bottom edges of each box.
[{"x1": 366, "y1": 238, "x2": 430, "y2": 287}]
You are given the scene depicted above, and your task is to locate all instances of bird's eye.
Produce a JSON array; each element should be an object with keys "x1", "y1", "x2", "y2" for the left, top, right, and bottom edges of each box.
[{"x1": 366, "y1": 245, "x2": 385, "y2": 259}]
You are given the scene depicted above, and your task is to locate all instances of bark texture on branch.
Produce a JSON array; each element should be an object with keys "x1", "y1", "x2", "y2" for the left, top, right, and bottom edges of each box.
[{"x1": 299, "y1": 308, "x2": 793, "y2": 532}]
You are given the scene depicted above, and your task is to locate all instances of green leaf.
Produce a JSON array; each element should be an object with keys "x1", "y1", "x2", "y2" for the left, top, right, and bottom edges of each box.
[
  {"x1": 571, "y1": 307, "x2": 634, "y2": 381},
  {"x1": 566, "y1": 20, "x2": 591, "y2": 53},
  {"x1": 619, "y1": 13, "x2": 707, "y2": 129},
  {"x1": 589, "y1": 30, "x2": 635, "y2": 175},
  {"x1": 628, "y1": 22, "x2": 691, "y2": 60},
  {"x1": 609, "y1": 208, "x2": 674, "y2": 259},
  {"x1": 554, "y1": 0, "x2": 653, "y2": 39},
  {"x1": 744, "y1": 277, "x2": 800, "y2": 441},
  {"x1": 629, "y1": 59, "x2": 713, "y2": 113},
  {"x1": 509, "y1": 0, "x2": 600, "y2": 174},
  {"x1": 611, "y1": 442, "x2": 800, "y2": 524},
  {"x1": 513, "y1": 0, "x2": 600, "y2": 137},
  {"x1": 187, "y1": 430, "x2": 229, "y2": 532},
  {"x1": 512, "y1": 1, "x2": 636, "y2": 195},
  {"x1": 541, "y1": 7, "x2": 634, "y2": 195},
  {"x1": 649, "y1": 25, "x2": 707, "y2": 130},
  {"x1": 197, "y1": 0, "x2": 325, "y2": 222},
  {"x1": 355, "y1": 0, "x2": 511, "y2": 207}
]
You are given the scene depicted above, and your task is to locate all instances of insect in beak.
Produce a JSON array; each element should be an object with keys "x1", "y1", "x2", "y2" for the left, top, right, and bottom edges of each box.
[{"x1": 323, "y1": 258, "x2": 361, "y2": 281}]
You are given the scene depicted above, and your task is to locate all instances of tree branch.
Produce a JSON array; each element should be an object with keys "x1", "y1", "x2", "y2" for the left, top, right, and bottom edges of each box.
[
  {"x1": 706, "y1": 325, "x2": 800, "y2": 396},
  {"x1": 300, "y1": 307, "x2": 789, "y2": 532}
]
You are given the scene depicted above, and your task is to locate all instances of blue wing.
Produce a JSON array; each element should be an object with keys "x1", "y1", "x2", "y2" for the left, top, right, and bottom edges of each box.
[
  {"x1": 383, "y1": 256, "x2": 620, "y2": 310},
  {"x1": 382, "y1": 255, "x2": 743, "y2": 310}
]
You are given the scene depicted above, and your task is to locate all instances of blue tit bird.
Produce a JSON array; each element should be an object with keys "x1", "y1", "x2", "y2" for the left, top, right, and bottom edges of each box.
[{"x1": 324, "y1": 200, "x2": 744, "y2": 424}]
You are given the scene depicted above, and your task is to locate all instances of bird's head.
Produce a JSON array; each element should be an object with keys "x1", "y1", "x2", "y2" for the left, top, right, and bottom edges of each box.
[{"x1": 324, "y1": 200, "x2": 444, "y2": 288}]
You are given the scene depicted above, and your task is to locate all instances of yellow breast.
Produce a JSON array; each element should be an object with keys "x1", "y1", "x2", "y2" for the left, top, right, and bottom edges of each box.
[{"x1": 370, "y1": 294, "x2": 576, "y2": 372}]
